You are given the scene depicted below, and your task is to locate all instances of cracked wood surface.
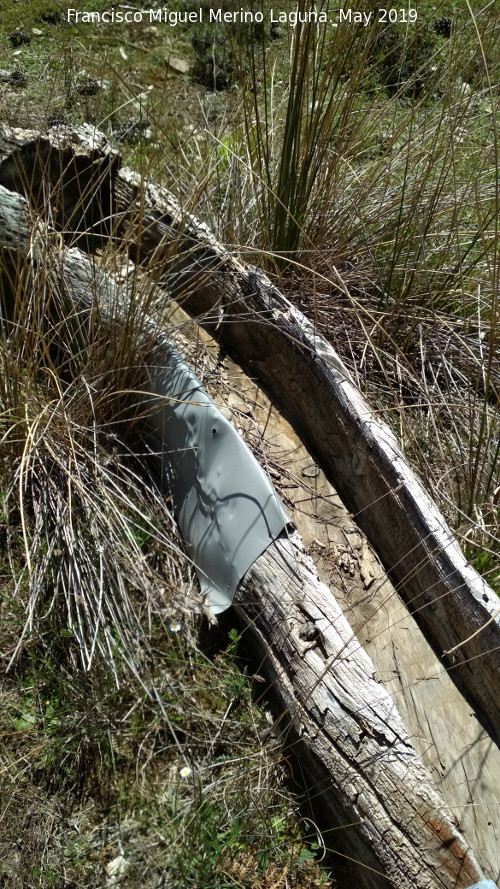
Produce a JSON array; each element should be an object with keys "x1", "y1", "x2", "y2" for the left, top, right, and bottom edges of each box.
[
  {"x1": 114, "y1": 158, "x2": 500, "y2": 742},
  {"x1": 0, "y1": 128, "x2": 500, "y2": 887},
  {"x1": 169, "y1": 315, "x2": 500, "y2": 882},
  {"x1": 235, "y1": 533, "x2": 482, "y2": 889},
  {"x1": 0, "y1": 124, "x2": 499, "y2": 739}
]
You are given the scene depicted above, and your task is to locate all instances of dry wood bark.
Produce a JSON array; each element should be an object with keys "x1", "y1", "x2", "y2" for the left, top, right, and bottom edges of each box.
[
  {"x1": 196, "y1": 337, "x2": 500, "y2": 881},
  {"x1": 0, "y1": 180, "x2": 490, "y2": 889},
  {"x1": 0, "y1": 122, "x2": 499, "y2": 731},
  {"x1": 236, "y1": 533, "x2": 484, "y2": 889},
  {"x1": 113, "y1": 182, "x2": 500, "y2": 730},
  {"x1": 111, "y1": 170, "x2": 500, "y2": 737}
]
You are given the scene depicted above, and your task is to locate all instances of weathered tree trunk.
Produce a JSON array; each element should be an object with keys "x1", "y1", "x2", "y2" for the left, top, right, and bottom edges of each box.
[
  {"x1": 1, "y1": 129, "x2": 498, "y2": 739},
  {"x1": 0, "y1": 180, "x2": 490, "y2": 888},
  {"x1": 112, "y1": 169, "x2": 500, "y2": 741},
  {"x1": 236, "y1": 533, "x2": 484, "y2": 889}
]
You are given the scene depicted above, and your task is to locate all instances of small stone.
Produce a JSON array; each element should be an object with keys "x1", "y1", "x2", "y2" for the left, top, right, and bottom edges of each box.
[
  {"x1": 105, "y1": 854, "x2": 130, "y2": 886},
  {"x1": 166, "y1": 54, "x2": 190, "y2": 75},
  {"x1": 31, "y1": 28, "x2": 43, "y2": 36},
  {"x1": 301, "y1": 463, "x2": 320, "y2": 478}
]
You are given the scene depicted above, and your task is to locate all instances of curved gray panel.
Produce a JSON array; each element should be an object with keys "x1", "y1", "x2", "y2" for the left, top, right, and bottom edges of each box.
[{"x1": 146, "y1": 344, "x2": 289, "y2": 612}]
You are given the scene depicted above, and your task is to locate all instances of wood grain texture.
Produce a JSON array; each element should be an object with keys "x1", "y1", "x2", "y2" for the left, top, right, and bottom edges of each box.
[
  {"x1": 112, "y1": 165, "x2": 500, "y2": 739},
  {"x1": 1, "y1": 129, "x2": 498, "y2": 743},
  {"x1": 197, "y1": 344, "x2": 500, "y2": 881},
  {"x1": 0, "y1": 178, "x2": 491, "y2": 889},
  {"x1": 235, "y1": 532, "x2": 483, "y2": 889}
]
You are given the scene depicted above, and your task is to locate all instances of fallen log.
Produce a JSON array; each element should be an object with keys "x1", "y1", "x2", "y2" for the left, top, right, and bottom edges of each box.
[
  {"x1": 2, "y1": 123, "x2": 497, "y2": 738},
  {"x1": 112, "y1": 169, "x2": 500, "y2": 740},
  {"x1": 0, "y1": 181, "x2": 492, "y2": 889},
  {"x1": 236, "y1": 532, "x2": 485, "y2": 889},
  {"x1": 204, "y1": 342, "x2": 500, "y2": 881}
]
